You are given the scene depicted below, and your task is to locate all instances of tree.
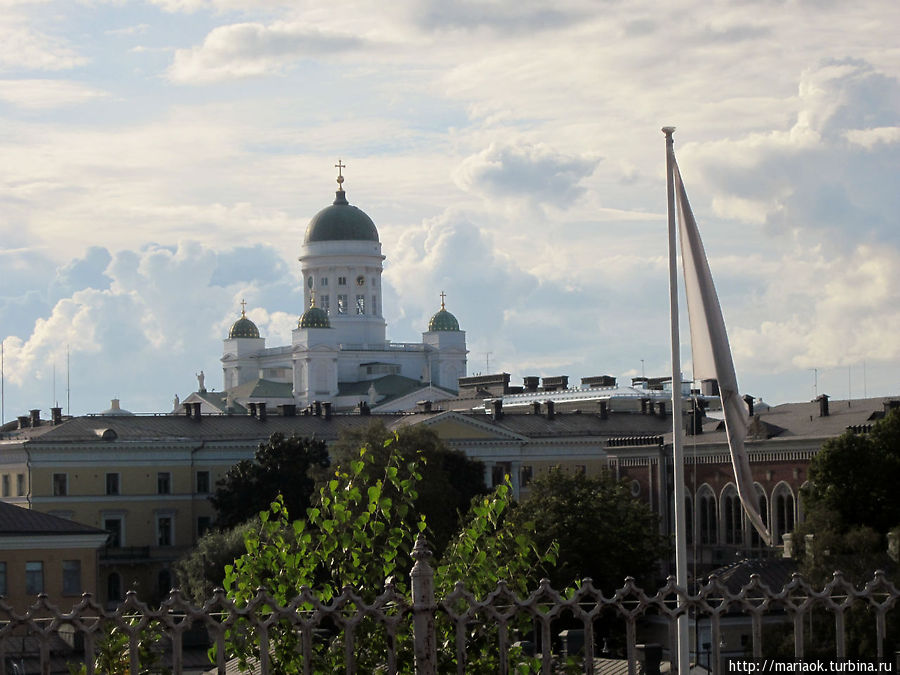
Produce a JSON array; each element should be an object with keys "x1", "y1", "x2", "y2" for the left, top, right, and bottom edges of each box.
[
  {"x1": 782, "y1": 408, "x2": 900, "y2": 658},
  {"x1": 172, "y1": 519, "x2": 258, "y2": 603},
  {"x1": 323, "y1": 421, "x2": 487, "y2": 555},
  {"x1": 507, "y1": 469, "x2": 669, "y2": 593},
  {"x1": 223, "y1": 441, "x2": 554, "y2": 672},
  {"x1": 210, "y1": 432, "x2": 329, "y2": 529},
  {"x1": 802, "y1": 407, "x2": 900, "y2": 538}
]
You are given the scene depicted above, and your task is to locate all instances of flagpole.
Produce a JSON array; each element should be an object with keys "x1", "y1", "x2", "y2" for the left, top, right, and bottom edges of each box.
[{"x1": 663, "y1": 126, "x2": 690, "y2": 672}]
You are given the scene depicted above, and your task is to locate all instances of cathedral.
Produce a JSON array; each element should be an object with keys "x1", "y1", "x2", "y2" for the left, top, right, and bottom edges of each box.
[{"x1": 195, "y1": 165, "x2": 468, "y2": 414}]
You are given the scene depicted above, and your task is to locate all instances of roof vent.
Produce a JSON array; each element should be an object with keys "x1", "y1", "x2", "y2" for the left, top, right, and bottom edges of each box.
[{"x1": 816, "y1": 394, "x2": 830, "y2": 418}]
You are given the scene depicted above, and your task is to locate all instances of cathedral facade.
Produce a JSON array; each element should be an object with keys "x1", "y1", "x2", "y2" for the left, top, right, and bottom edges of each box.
[{"x1": 218, "y1": 169, "x2": 467, "y2": 412}]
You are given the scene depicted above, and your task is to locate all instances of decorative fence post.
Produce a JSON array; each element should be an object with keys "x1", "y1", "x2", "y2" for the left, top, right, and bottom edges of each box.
[{"x1": 410, "y1": 534, "x2": 437, "y2": 675}]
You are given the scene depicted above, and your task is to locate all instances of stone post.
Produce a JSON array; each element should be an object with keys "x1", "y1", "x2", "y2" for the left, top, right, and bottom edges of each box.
[{"x1": 410, "y1": 535, "x2": 437, "y2": 674}]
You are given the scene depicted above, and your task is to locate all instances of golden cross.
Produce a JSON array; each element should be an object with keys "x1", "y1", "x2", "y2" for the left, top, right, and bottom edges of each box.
[
  {"x1": 439, "y1": 291, "x2": 446, "y2": 309},
  {"x1": 240, "y1": 298, "x2": 247, "y2": 317},
  {"x1": 335, "y1": 159, "x2": 346, "y2": 187}
]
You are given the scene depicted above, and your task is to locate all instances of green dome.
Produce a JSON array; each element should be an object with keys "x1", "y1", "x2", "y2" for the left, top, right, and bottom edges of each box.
[
  {"x1": 299, "y1": 306, "x2": 331, "y2": 329},
  {"x1": 428, "y1": 308, "x2": 460, "y2": 332},
  {"x1": 304, "y1": 190, "x2": 379, "y2": 243},
  {"x1": 229, "y1": 315, "x2": 260, "y2": 338}
]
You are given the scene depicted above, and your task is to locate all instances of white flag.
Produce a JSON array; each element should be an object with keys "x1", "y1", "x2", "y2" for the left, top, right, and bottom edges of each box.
[{"x1": 673, "y1": 160, "x2": 772, "y2": 546}]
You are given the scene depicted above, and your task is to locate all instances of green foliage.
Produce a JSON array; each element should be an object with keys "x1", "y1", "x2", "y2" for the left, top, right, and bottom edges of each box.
[
  {"x1": 507, "y1": 469, "x2": 668, "y2": 592},
  {"x1": 803, "y1": 408, "x2": 900, "y2": 537},
  {"x1": 210, "y1": 432, "x2": 329, "y2": 529},
  {"x1": 172, "y1": 519, "x2": 258, "y2": 603},
  {"x1": 324, "y1": 421, "x2": 487, "y2": 555},
  {"x1": 224, "y1": 437, "x2": 551, "y2": 672},
  {"x1": 68, "y1": 621, "x2": 169, "y2": 675}
]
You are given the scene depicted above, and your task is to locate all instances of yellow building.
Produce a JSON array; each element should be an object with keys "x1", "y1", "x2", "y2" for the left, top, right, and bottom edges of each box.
[{"x1": 0, "y1": 500, "x2": 107, "y2": 613}]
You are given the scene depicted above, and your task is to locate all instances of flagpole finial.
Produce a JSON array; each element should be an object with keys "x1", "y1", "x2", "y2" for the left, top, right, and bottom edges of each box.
[{"x1": 661, "y1": 126, "x2": 676, "y2": 136}]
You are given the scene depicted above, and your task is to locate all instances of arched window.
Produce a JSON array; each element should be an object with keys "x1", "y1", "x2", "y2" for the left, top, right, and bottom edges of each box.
[
  {"x1": 685, "y1": 494, "x2": 694, "y2": 545},
  {"x1": 698, "y1": 485, "x2": 717, "y2": 545},
  {"x1": 722, "y1": 484, "x2": 743, "y2": 546},
  {"x1": 750, "y1": 483, "x2": 769, "y2": 548},
  {"x1": 773, "y1": 482, "x2": 796, "y2": 544}
]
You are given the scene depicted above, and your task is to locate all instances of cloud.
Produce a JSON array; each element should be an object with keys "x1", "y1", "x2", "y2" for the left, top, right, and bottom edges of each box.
[
  {"x1": 454, "y1": 141, "x2": 598, "y2": 209},
  {"x1": 0, "y1": 241, "x2": 304, "y2": 416},
  {"x1": 168, "y1": 22, "x2": 366, "y2": 83},
  {"x1": 0, "y1": 79, "x2": 108, "y2": 109},
  {"x1": 0, "y1": 19, "x2": 87, "y2": 72},
  {"x1": 414, "y1": 0, "x2": 584, "y2": 33}
]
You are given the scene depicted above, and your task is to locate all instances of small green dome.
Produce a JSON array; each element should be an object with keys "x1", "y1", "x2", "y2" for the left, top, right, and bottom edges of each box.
[
  {"x1": 299, "y1": 306, "x2": 331, "y2": 329},
  {"x1": 304, "y1": 190, "x2": 379, "y2": 243},
  {"x1": 229, "y1": 314, "x2": 260, "y2": 339},
  {"x1": 428, "y1": 308, "x2": 460, "y2": 332}
]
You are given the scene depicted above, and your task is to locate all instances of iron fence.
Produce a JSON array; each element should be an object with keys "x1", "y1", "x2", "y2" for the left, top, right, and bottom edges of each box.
[{"x1": 0, "y1": 540, "x2": 897, "y2": 675}]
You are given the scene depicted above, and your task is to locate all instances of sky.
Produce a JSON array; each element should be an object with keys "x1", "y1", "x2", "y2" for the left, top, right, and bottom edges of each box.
[{"x1": 1, "y1": 0, "x2": 899, "y2": 418}]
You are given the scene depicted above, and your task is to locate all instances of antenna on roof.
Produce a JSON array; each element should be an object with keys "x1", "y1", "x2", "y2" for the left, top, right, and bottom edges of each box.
[
  {"x1": 66, "y1": 344, "x2": 71, "y2": 416},
  {"x1": 1, "y1": 339, "x2": 4, "y2": 426}
]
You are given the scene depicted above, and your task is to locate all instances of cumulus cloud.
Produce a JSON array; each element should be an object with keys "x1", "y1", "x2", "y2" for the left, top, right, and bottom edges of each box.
[
  {"x1": 168, "y1": 22, "x2": 366, "y2": 83},
  {"x1": 0, "y1": 241, "x2": 302, "y2": 416},
  {"x1": 454, "y1": 141, "x2": 598, "y2": 209}
]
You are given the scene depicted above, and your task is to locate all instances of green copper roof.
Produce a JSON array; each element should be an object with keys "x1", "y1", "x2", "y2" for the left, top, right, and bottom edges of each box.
[
  {"x1": 428, "y1": 308, "x2": 460, "y2": 332},
  {"x1": 229, "y1": 315, "x2": 260, "y2": 339},
  {"x1": 304, "y1": 190, "x2": 379, "y2": 243},
  {"x1": 299, "y1": 306, "x2": 331, "y2": 329}
]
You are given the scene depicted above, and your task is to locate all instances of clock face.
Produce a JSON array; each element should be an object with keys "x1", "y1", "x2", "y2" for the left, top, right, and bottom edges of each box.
[{"x1": 356, "y1": 275, "x2": 365, "y2": 287}]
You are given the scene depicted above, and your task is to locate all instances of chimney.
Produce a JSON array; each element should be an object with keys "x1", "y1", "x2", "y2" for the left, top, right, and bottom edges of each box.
[
  {"x1": 183, "y1": 402, "x2": 193, "y2": 418},
  {"x1": 358, "y1": 401, "x2": 371, "y2": 416},
  {"x1": 816, "y1": 394, "x2": 830, "y2": 418},
  {"x1": 656, "y1": 401, "x2": 666, "y2": 418},
  {"x1": 322, "y1": 401, "x2": 331, "y2": 420},
  {"x1": 417, "y1": 400, "x2": 433, "y2": 413},
  {"x1": 640, "y1": 398, "x2": 649, "y2": 415},
  {"x1": 257, "y1": 402, "x2": 267, "y2": 421},
  {"x1": 51, "y1": 407, "x2": 62, "y2": 425},
  {"x1": 314, "y1": 401, "x2": 322, "y2": 417},
  {"x1": 546, "y1": 400, "x2": 555, "y2": 420},
  {"x1": 598, "y1": 400, "x2": 608, "y2": 420},
  {"x1": 30, "y1": 409, "x2": 41, "y2": 427},
  {"x1": 523, "y1": 376, "x2": 539, "y2": 392},
  {"x1": 700, "y1": 378, "x2": 719, "y2": 397},
  {"x1": 532, "y1": 401, "x2": 541, "y2": 415},
  {"x1": 247, "y1": 402, "x2": 257, "y2": 417},
  {"x1": 279, "y1": 404, "x2": 296, "y2": 417},
  {"x1": 191, "y1": 402, "x2": 202, "y2": 420},
  {"x1": 743, "y1": 394, "x2": 754, "y2": 417},
  {"x1": 17, "y1": 415, "x2": 30, "y2": 429},
  {"x1": 491, "y1": 399, "x2": 503, "y2": 421}
]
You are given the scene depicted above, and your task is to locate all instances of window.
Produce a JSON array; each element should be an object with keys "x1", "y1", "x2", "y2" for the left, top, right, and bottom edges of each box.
[
  {"x1": 53, "y1": 473, "x2": 68, "y2": 496},
  {"x1": 197, "y1": 516, "x2": 212, "y2": 537},
  {"x1": 698, "y1": 486, "x2": 717, "y2": 545},
  {"x1": 1, "y1": 474, "x2": 8, "y2": 497},
  {"x1": 337, "y1": 294, "x2": 347, "y2": 314},
  {"x1": 337, "y1": 276, "x2": 347, "y2": 286},
  {"x1": 372, "y1": 295, "x2": 377, "y2": 315},
  {"x1": 62, "y1": 560, "x2": 82, "y2": 596},
  {"x1": 0, "y1": 562, "x2": 6, "y2": 596},
  {"x1": 356, "y1": 295, "x2": 365, "y2": 314},
  {"x1": 25, "y1": 561, "x2": 43, "y2": 595},
  {"x1": 196, "y1": 471, "x2": 210, "y2": 494},
  {"x1": 307, "y1": 276, "x2": 313, "y2": 288},
  {"x1": 107, "y1": 572, "x2": 122, "y2": 604},
  {"x1": 104, "y1": 517, "x2": 123, "y2": 548},
  {"x1": 320, "y1": 277, "x2": 328, "y2": 287},
  {"x1": 157, "y1": 472, "x2": 171, "y2": 495},
  {"x1": 157, "y1": 516, "x2": 173, "y2": 547},
  {"x1": 320, "y1": 294, "x2": 329, "y2": 314},
  {"x1": 520, "y1": 465, "x2": 533, "y2": 487},
  {"x1": 16, "y1": 474, "x2": 24, "y2": 496},
  {"x1": 105, "y1": 473, "x2": 120, "y2": 496},
  {"x1": 723, "y1": 487, "x2": 743, "y2": 545}
]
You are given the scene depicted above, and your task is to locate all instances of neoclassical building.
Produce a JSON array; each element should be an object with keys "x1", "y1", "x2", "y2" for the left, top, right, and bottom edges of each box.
[{"x1": 206, "y1": 167, "x2": 467, "y2": 413}]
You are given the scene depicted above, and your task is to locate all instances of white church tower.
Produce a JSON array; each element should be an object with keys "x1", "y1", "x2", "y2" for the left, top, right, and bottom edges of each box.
[{"x1": 214, "y1": 162, "x2": 468, "y2": 413}]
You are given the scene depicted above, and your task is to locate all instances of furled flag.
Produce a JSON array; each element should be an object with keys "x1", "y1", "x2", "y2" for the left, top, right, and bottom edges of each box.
[{"x1": 673, "y1": 160, "x2": 772, "y2": 546}]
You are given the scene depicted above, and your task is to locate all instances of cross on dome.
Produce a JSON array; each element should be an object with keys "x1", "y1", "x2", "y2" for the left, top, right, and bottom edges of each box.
[
  {"x1": 335, "y1": 159, "x2": 346, "y2": 190},
  {"x1": 240, "y1": 298, "x2": 247, "y2": 317},
  {"x1": 440, "y1": 291, "x2": 446, "y2": 310}
]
